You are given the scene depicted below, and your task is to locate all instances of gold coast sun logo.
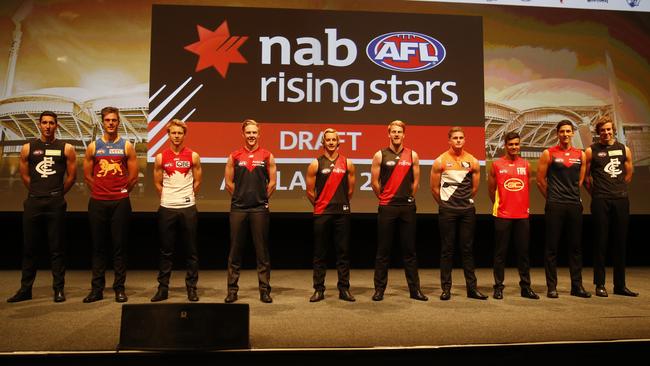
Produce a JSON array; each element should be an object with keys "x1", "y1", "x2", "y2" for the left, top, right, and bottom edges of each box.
[{"x1": 504, "y1": 178, "x2": 524, "y2": 192}]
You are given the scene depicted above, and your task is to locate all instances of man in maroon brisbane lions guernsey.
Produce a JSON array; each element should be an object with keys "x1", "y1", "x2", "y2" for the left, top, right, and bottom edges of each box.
[
  {"x1": 370, "y1": 120, "x2": 427, "y2": 302},
  {"x1": 431, "y1": 126, "x2": 487, "y2": 301},
  {"x1": 536, "y1": 120, "x2": 590, "y2": 298},
  {"x1": 150, "y1": 119, "x2": 202, "y2": 303},
  {"x1": 224, "y1": 119, "x2": 277, "y2": 304},
  {"x1": 82, "y1": 106, "x2": 138, "y2": 303},
  {"x1": 305, "y1": 128, "x2": 356, "y2": 302},
  {"x1": 7, "y1": 111, "x2": 77, "y2": 304},
  {"x1": 585, "y1": 119, "x2": 638, "y2": 297},
  {"x1": 487, "y1": 131, "x2": 539, "y2": 300}
]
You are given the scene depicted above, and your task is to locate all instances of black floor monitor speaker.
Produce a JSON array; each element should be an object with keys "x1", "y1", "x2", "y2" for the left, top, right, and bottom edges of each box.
[{"x1": 118, "y1": 303, "x2": 249, "y2": 351}]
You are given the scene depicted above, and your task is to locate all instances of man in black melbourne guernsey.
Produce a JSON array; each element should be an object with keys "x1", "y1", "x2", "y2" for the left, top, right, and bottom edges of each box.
[
  {"x1": 370, "y1": 120, "x2": 427, "y2": 302},
  {"x1": 7, "y1": 111, "x2": 77, "y2": 303},
  {"x1": 224, "y1": 119, "x2": 277, "y2": 304},
  {"x1": 536, "y1": 120, "x2": 590, "y2": 298},
  {"x1": 305, "y1": 128, "x2": 356, "y2": 302},
  {"x1": 585, "y1": 118, "x2": 638, "y2": 297}
]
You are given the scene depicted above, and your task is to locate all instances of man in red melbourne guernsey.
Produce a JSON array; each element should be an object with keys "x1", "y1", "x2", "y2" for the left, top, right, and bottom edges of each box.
[
  {"x1": 305, "y1": 128, "x2": 356, "y2": 302},
  {"x1": 7, "y1": 111, "x2": 77, "y2": 303},
  {"x1": 224, "y1": 120, "x2": 277, "y2": 303},
  {"x1": 488, "y1": 131, "x2": 538, "y2": 300},
  {"x1": 82, "y1": 106, "x2": 138, "y2": 303},
  {"x1": 150, "y1": 119, "x2": 202, "y2": 302}
]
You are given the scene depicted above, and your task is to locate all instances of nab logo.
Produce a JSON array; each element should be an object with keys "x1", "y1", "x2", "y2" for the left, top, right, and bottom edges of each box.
[
  {"x1": 184, "y1": 20, "x2": 248, "y2": 78},
  {"x1": 366, "y1": 32, "x2": 446, "y2": 72},
  {"x1": 504, "y1": 178, "x2": 524, "y2": 192}
]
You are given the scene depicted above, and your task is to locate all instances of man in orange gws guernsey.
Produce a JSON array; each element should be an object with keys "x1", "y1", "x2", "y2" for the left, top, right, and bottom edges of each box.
[
  {"x1": 224, "y1": 119, "x2": 277, "y2": 304},
  {"x1": 487, "y1": 131, "x2": 539, "y2": 300},
  {"x1": 82, "y1": 106, "x2": 138, "y2": 303},
  {"x1": 370, "y1": 120, "x2": 427, "y2": 301},
  {"x1": 305, "y1": 128, "x2": 356, "y2": 302}
]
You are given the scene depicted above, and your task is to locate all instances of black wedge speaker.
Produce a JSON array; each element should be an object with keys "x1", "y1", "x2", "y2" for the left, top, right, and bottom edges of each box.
[{"x1": 118, "y1": 303, "x2": 249, "y2": 351}]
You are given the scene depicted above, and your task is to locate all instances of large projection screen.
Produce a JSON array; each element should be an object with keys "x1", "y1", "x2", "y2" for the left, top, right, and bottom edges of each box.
[{"x1": 0, "y1": 1, "x2": 648, "y2": 214}]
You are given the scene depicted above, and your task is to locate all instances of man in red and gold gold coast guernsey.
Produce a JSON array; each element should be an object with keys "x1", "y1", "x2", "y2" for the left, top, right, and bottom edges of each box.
[
  {"x1": 370, "y1": 120, "x2": 427, "y2": 302},
  {"x1": 487, "y1": 131, "x2": 538, "y2": 300},
  {"x1": 536, "y1": 120, "x2": 590, "y2": 299},
  {"x1": 82, "y1": 106, "x2": 138, "y2": 304},
  {"x1": 305, "y1": 128, "x2": 356, "y2": 303},
  {"x1": 224, "y1": 120, "x2": 277, "y2": 304},
  {"x1": 431, "y1": 126, "x2": 487, "y2": 301}
]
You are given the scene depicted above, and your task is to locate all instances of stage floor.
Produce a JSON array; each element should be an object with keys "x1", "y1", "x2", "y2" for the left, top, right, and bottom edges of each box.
[{"x1": 1, "y1": 268, "x2": 649, "y2": 353}]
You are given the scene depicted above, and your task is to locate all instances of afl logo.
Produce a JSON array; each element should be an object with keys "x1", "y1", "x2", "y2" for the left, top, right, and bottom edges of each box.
[
  {"x1": 504, "y1": 178, "x2": 524, "y2": 192},
  {"x1": 597, "y1": 152, "x2": 607, "y2": 158},
  {"x1": 366, "y1": 32, "x2": 446, "y2": 72}
]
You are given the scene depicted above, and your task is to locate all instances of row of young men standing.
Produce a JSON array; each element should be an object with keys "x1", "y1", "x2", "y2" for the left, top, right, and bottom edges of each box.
[{"x1": 7, "y1": 111, "x2": 638, "y2": 304}]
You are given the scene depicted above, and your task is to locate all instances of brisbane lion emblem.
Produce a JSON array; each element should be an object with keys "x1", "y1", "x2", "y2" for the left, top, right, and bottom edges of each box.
[{"x1": 97, "y1": 159, "x2": 123, "y2": 177}]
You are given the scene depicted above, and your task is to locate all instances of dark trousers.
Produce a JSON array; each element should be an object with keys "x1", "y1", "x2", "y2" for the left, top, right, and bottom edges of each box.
[
  {"x1": 157, "y1": 205, "x2": 199, "y2": 290},
  {"x1": 591, "y1": 197, "x2": 629, "y2": 289},
  {"x1": 313, "y1": 214, "x2": 351, "y2": 291},
  {"x1": 227, "y1": 210, "x2": 271, "y2": 293},
  {"x1": 493, "y1": 217, "x2": 531, "y2": 290},
  {"x1": 439, "y1": 206, "x2": 478, "y2": 290},
  {"x1": 21, "y1": 196, "x2": 66, "y2": 291},
  {"x1": 88, "y1": 197, "x2": 130, "y2": 292},
  {"x1": 544, "y1": 202, "x2": 583, "y2": 290},
  {"x1": 374, "y1": 205, "x2": 421, "y2": 291}
]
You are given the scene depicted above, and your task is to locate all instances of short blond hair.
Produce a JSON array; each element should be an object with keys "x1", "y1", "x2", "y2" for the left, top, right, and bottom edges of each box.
[
  {"x1": 166, "y1": 119, "x2": 187, "y2": 134},
  {"x1": 321, "y1": 128, "x2": 339, "y2": 145},
  {"x1": 242, "y1": 119, "x2": 259, "y2": 132},
  {"x1": 387, "y1": 120, "x2": 406, "y2": 132}
]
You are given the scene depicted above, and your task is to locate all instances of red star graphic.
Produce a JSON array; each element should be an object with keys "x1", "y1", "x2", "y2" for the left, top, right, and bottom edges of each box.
[{"x1": 184, "y1": 21, "x2": 248, "y2": 78}]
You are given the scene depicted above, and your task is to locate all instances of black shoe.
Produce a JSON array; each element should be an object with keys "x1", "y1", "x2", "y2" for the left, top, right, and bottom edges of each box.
[
  {"x1": 150, "y1": 288, "x2": 168, "y2": 302},
  {"x1": 372, "y1": 289, "x2": 384, "y2": 301},
  {"x1": 570, "y1": 285, "x2": 592, "y2": 298},
  {"x1": 440, "y1": 289, "x2": 451, "y2": 301},
  {"x1": 467, "y1": 288, "x2": 488, "y2": 300},
  {"x1": 83, "y1": 291, "x2": 103, "y2": 303},
  {"x1": 521, "y1": 287, "x2": 539, "y2": 299},
  {"x1": 614, "y1": 287, "x2": 639, "y2": 297},
  {"x1": 547, "y1": 289, "x2": 559, "y2": 298},
  {"x1": 595, "y1": 285, "x2": 608, "y2": 297},
  {"x1": 7, "y1": 289, "x2": 32, "y2": 303},
  {"x1": 54, "y1": 290, "x2": 66, "y2": 303},
  {"x1": 224, "y1": 292, "x2": 238, "y2": 303},
  {"x1": 339, "y1": 289, "x2": 356, "y2": 302},
  {"x1": 187, "y1": 288, "x2": 199, "y2": 302},
  {"x1": 493, "y1": 288, "x2": 503, "y2": 300},
  {"x1": 260, "y1": 291, "x2": 273, "y2": 303},
  {"x1": 115, "y1": 290, "x2": 128, "y2": 303},
  {"x1": 409, "y1": 289, "x2": 428, "y2": 301},
  {"x1": 310, "y1": 290, "x2": 324, "y2": 302}
]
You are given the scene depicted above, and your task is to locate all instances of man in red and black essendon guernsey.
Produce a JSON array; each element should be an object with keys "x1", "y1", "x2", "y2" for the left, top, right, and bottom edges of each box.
[
  {"x1": 224, "y1": 119, "x2": 277, "y2": 304},
  {"x1": 305, "y1": 128, "x2": 356, "y2": 303},
  {"x1": 536, "y1": 120, "x2": 590, "y2": 299},
  {"x1": 487, "y1": 131, "x2": 539, "y2": 300},
  {"x1": 370, "y1": 120, "x2": 427, "y2": 302}
]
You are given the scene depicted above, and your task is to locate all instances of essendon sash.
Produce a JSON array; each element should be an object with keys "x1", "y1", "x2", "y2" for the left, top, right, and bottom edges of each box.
[
  {"x1": 314, "y1": 155, "x2": 347, "y2": 215},
  {"x1": 379, "y1": 148, "x2": 412, "y2": 206}
]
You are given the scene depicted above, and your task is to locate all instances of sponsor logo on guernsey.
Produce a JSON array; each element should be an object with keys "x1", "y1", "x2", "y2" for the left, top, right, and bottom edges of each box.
[
  {"x1": 109, "y1": 149, "x2": 124, "y2": 155},
  {"x1": 45, "y1": 149, "x2": 61, "y2": 156},
  {"x1": 517, "y1": 167, "x2": 526, "y2": 175},
  {"x1": 608, "y1": 149, "x2": 623, "y2": 156},
  {"x1": 366, "y1": 32, "x2": 446, "y2": 72},
  {"x1": 176, "y1": 161, "x2": 191, "y2": 168},
  {"x1": 398, "y1": 160, "x2": 411, "y2": 166},
  {"x1": 252, "y1": 160, "x2": 266, "y2": 167},
  {"x1": 461, "y1": 161, "x2": 470, "y2": 169},
  {"x1": 332, "y1": 167, "x2": 346, "y2": 173},
  {"x1": 504, "y1": 178, "x2": 525, "y2": 192}
]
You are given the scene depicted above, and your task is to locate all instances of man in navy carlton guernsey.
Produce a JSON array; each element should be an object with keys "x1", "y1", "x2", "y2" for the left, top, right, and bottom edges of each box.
[
  {"x1": 370, "y1": 120, "x2": 427, "y2": 302},
  {"x1": 150, "y1": 119, "x2": 203, "y2": 302},
  {"x1": 7, "y1": 111, "x2": 77, "y2": 303},
  {"x1": 82, "y1": 106, "x2": 138, "y2": 303},
  {"x1": 536, "y1": 120, "x2": 590, "y2": 299},
  {"x1": 585, "y1": 118, "x2": 638, "y2": 297},
  {"x1": 305, "y1": 128, "x2": 356, "y2": 302},
  {"x1": 224, "y1": 119, "x2": 277, "y2": 304}
]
